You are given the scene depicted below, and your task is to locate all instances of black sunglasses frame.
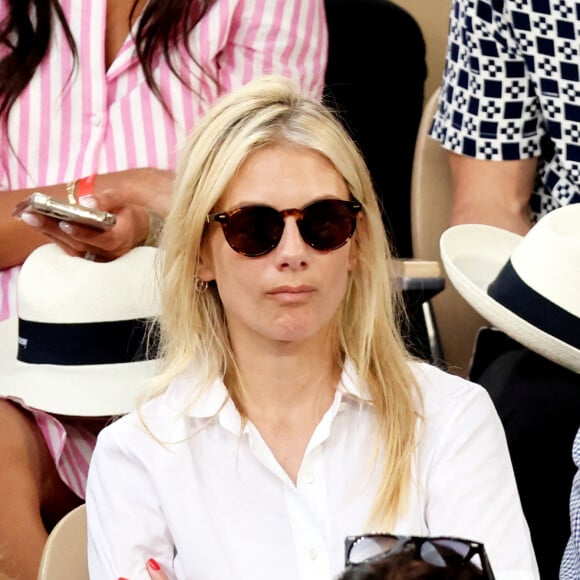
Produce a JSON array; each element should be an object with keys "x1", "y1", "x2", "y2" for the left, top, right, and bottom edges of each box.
[
  {"x1": 344, "y1": 533, "x2": 495, "y2": 579},
  {"x1": 206, "y1": 198, "x2": 362, "y2": 257}
]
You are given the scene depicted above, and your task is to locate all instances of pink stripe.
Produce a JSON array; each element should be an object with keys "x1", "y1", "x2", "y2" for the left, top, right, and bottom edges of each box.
[
  {"x1": 58, "y1": 23, "x2": 75, "y2": 181},
  {"x1": 0, "y1": 269, "x2": 13, "y2": 320},
  {"x1": 105, "y1": 82, "x2": 118, "y2": 171},
  {"x1": 312, "y1": 4, "x2": 327, "y2": 94},
  {"x1": 16, "y1": 89, "x2": 30, "y2": 186},
  {"x1": 35, "y1": 413, "x2": 62, "y2": 459},
  {"x1": 60, "y1": 438, "x2": 89, "y2": 498},
  {"x1": 159, "y1": 65, "x2": 177, "y2": 168},
  {"x1": 218, "y1": 0, "x2": 238, "y2": 92},
  {"x1": 197, "y1": 16, "x2": 214, "y2": 106},
  {"x1": 241, "y1": 0, "x2": 266, "y2": 84},
  {"x1": 262, "y1": 0, "x2": 286, "y2": 76},
  {"x1": 140, "y1": 84, "x2": 158, "y2": 168},
  {"x1": 37, "y1": 47, "x2": 53, "y2": 185},
  {"x1": 295, "y1": 3, "x2": 315, "y2": 85},
  {"x1": 280, "y1": 1, "x2": 302, "y2": 66},
  {"x1": 179, "y1": 49, "x2": 195, "y2": 136},
  {"x1": 74, "y1": 3, "x2": 95, "y2": 176},
  {"x1": 121, "y1": 68, "x2": 139, "y2": 168}
]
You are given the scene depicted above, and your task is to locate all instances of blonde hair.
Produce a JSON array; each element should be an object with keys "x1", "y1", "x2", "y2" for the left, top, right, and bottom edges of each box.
[{"x1": 148, "y1": 75, "x2": 421, "y2": 530}]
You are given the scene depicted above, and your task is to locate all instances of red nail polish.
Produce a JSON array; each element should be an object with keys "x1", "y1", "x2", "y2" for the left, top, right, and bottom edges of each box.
[
  {"x1": 147, "y1": 558, "x2": 161, "y2": 571},
  {"x1": 118, "y1": 577, "x2": 129, "y2": 579}
]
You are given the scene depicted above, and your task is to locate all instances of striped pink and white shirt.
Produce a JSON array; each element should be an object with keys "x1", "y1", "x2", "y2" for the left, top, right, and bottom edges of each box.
[
  {"x1": 0, "y1": 0, "x2": 327, "y2": 500},
  {"x1": 0, "y1": 0, "x2": 328, "y2": 321}
]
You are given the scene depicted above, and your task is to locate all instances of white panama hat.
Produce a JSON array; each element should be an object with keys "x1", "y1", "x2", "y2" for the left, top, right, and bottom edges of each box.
[
  {"x1": 440, "y1": 204, "x2": 580, "y2": 374},
  {"x1": 0, "y1": 244, "x2": 161, "y2": 416}
]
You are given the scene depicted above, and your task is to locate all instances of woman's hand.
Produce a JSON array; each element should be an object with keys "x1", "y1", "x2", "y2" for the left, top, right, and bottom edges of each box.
[
  {"x1": 17, "y1": 168, "x2": 173, "y2": 261},
  {"x1": 20, "y1": 192, "x2": 151, "y2": 261},
  {"x1": 117, "y1": 557, "x2": 170, "y2": 580}
]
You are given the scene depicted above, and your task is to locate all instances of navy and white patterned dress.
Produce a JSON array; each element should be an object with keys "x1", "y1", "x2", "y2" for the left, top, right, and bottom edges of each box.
[
  {"x1": 561, "y1": 427, "x2": 580, "y2": 579},
  {"x1": 430, "y1": 0, "x2": 580, "y2": 221}
]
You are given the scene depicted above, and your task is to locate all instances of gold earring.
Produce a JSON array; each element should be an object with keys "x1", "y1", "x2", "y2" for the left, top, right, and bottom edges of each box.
[{"x1": 195, "y1": 278, "x2": 209, "y2": 292}]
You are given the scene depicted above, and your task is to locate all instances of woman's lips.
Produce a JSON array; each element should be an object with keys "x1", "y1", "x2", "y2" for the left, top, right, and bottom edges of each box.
[{"x1": 267, "y1": 285, "x2": 316, "y2": 301}]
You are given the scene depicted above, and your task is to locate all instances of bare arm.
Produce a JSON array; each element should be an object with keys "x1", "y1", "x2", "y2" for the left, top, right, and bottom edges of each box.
[
  {"x1": 1, "y1": 167, "x2": 174, "y2": 268},
  {"x1": 448, "y1": 153, "x2": 539, "y2": 235},
  {"x1": 0, "y1": 183, "x2": 62, "y2": 268}
]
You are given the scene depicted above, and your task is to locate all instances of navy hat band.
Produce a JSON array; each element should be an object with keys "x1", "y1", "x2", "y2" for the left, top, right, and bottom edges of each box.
[
  {"x1": 487, "y1": 260, "x2": 580, "y2": 349},
  {"x1": 17, "y1": 318, "x2": 159, "y2": 365}
]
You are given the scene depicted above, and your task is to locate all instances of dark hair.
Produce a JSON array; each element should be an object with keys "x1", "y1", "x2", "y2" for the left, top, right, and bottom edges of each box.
[
  {"x1": 0, "y1": 0, "x2": 216, "y2": 124},
  {"x1": 338, "y1": 547, "x2": 486, "y2": 580}
]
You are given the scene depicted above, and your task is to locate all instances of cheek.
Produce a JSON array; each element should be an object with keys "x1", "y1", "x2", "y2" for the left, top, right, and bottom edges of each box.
[
  {"x1": 212, "y1": 256, "x2": 261, "y2": 307},
  {"x1": 325, "y1": 252, "x2": 354, "y2": 302}
]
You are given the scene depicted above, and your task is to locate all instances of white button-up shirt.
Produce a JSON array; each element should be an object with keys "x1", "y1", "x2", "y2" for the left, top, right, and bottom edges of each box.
[{"x1": 86, "y1": 362, "x2": 539, "y2": 579}]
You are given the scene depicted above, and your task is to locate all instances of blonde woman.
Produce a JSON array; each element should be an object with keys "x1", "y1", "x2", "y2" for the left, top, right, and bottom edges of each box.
[{"x1": 85, "y1": 76, "x2": 538, "y2": 580}]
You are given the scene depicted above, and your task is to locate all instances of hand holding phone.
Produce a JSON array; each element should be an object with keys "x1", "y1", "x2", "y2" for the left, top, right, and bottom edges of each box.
[{"x1": 13, "y1": 192, "x2": 117, "y2": 231}]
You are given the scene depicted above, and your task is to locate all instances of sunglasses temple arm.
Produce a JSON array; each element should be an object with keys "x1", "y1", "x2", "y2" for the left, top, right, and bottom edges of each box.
[{"x1": 479, "y1": 549, "x2": 496, "y2": 580}]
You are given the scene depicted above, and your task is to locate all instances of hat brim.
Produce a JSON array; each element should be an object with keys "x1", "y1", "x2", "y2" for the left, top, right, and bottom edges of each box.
[
  {"x1": 0, "y1": 317, "x2": 158, "y2": 417},
  {"x1": 440, "y1": 224, "x2": 580, "y2": 374}
]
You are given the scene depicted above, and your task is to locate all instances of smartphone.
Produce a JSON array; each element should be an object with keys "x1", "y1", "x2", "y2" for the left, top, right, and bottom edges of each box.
[{"x1": 13, "y1": 192, "x2": 117, "y2": 231}]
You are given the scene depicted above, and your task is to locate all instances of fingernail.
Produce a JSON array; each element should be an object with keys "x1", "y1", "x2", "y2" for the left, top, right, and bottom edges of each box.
[
  {"x1": 147, "y1": 558, "x2": 161, "y2": 571},
  {"x1": 79, "y1": 195, "x2": 97, "y2": 208},
  {"x1": 19, "y1": 212, "x2": 41, "y2": 227},
  {"x1": 118, "y1": 577, "x2": 129, "y2": 579},
  {"x1": 59, "y1": 221, "x2": 74, "y2": 234}
]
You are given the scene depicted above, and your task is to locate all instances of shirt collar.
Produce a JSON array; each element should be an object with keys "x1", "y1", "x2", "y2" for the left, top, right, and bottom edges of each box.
[{"x1": 163, "y1": 358, "x2": 373, "y2": 423}]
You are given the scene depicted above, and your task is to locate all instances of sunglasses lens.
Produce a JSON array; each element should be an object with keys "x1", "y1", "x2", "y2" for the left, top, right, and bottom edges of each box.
[
  {"x1": 431, "y1": 539, "x2": 484, "y2": 571},
  {"x1": 222, "y1": 206, "x2": 284, "y2": 256},
  {"x1": 348, "y1": 536, "x2": 400, "y2": 564},
  {"x1": 419, "y1": 542, "x2": 447, "y2": 568},
  {"x1": 300, "y1": 199, "x2": 360, "y2": 251}
]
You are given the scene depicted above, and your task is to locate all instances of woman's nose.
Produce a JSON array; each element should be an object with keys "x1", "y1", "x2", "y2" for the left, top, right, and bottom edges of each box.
[{"x1": 274, "y1": 218, "x2": 309, "y2": 268}]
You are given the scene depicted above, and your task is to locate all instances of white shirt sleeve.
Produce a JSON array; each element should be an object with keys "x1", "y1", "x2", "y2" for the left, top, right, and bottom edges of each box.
[
  {"x1": 86, "y1": 418, "x2": 176, "y2": 580},
  {"x1": 417, "y1": 366, "x2": 539, "y2": 579}
]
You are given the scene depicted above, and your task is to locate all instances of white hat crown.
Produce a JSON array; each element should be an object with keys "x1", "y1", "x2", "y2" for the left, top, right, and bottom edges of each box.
[
  {"x1": 510, "y1": 204, "x2": 580, "y2": 318},
  {"x1": 440, "y1": 204, "x2": 580, "y2": 373}
]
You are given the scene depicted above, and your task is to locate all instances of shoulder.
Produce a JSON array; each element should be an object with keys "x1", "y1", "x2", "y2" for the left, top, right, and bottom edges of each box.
[
  {"x1": 409, "y1": 361, "x2": 497, "y2": 420},
  {"x1": 94, "y1": 392, "x2": 191, "y2": 456},
  {"x1": 411, "y1": 361, "x2": 487, "y2": 397}
]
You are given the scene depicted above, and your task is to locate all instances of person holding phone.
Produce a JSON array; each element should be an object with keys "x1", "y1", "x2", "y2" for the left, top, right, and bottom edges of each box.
[
  {"x1": 0, "y1": 2, "x2": 327, "y2": 579},
  {"x1": 85, "y1": 75, "x2": 538, "y2": 580},
  {"x1": 0, "y1": 0, "x2": 327, "y2": 317}
]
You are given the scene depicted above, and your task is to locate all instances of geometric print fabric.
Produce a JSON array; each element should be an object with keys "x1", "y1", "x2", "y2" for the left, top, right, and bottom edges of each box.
[{"x1": 430, "y1": 0, "x2": 580, "y2": 220}]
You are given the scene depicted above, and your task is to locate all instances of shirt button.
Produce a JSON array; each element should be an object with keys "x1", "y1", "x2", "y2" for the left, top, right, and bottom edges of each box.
[
  {"x1": 307, "y1": 547, "x2": 319, "y2": 561},
  {"x1": 302, "y1": 471, "x2": 315, "y2": 484},
  {"x1": 90, "y1": 114, "x2": 103, "y2": 126}
]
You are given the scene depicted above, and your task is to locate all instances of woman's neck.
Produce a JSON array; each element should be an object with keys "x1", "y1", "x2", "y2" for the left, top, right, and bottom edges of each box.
[
  {"x1": 229, "y1": 340, "x2": 342, "y2": 484},
  {"x1": 229, "y1": 331, "x2": 341, "y2": 419}
]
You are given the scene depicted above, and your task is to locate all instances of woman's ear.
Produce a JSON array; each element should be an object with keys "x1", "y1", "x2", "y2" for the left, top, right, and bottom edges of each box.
[{"x1": 196, "y1": 245, "x2": 215, "y2": 282}]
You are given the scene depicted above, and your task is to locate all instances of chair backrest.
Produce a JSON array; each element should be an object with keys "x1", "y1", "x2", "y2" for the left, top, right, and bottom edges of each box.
[
  {"x1": 37, "y1": 504, "x2": 88, "y2": 580},
  {"x1": 390, "y1": 0, "x2": 452, "y2": 101},
  {"x1": 411, "y1": 88, "x2": 487, "y2": 376},
  {"x1": 324, "y1": 0, "x2": 426, "y2": 259}
]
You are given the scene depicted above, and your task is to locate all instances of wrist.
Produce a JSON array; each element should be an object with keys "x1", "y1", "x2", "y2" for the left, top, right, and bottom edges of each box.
[{"x1": 142, "y1": 210, "x2": 164, "y2": 247}]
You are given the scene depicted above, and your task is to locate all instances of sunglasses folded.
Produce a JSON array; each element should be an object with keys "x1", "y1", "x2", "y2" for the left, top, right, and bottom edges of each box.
[{"x1": 344, "y1": 533, "x2": 495, "y2": 579}]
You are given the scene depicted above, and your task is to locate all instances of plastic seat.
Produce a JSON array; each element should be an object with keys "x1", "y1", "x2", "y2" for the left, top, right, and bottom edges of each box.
[{"x1": 37, "y1": 504, "x2": 88, "y2": 580}]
